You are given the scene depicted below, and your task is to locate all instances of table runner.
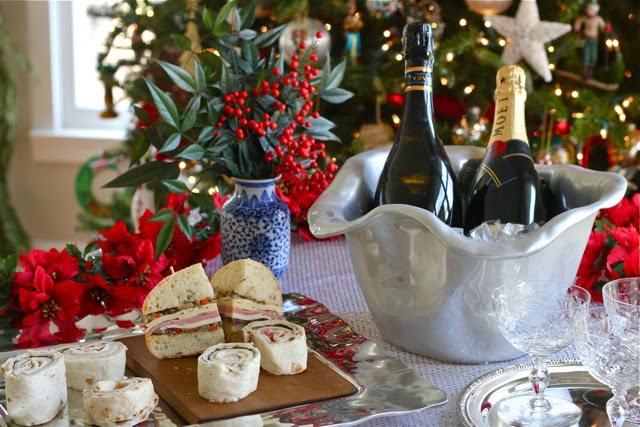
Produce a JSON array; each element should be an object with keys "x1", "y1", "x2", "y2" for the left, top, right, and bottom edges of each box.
[{"x1": 237, "y1": 234, "x2": 577, "y2": 427}]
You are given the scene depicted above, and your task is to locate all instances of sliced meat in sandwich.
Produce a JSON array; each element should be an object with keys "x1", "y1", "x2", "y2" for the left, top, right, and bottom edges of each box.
[
  {"x1": 210, "y1": 259, "x2": 283, "y2": 342},
  {"x1": 142, "y1": 263, "x2": 224, "y2": 358}
]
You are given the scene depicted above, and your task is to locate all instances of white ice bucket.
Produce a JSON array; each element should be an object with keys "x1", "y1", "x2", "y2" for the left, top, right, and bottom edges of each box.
[{"x1": 308, "y1": 146, "x2": 627, "y2": 363}]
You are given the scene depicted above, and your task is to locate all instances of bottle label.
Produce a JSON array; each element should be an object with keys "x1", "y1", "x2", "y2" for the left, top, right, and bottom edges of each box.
[
  {"x1": 477, "y1": 139, "x2": 532, "y2": 187},
  {"x1": 405, "y1": 66, "x2": 432, "y2": 92}
]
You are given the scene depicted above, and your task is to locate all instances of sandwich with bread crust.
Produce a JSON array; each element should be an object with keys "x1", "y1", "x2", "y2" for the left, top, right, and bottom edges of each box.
[
  {"x1": 142, "y1": 263, "x2": 224, "y2": 358},
  {"x1": 210, "y1": 259, "x2": 283, "y2": 342}
]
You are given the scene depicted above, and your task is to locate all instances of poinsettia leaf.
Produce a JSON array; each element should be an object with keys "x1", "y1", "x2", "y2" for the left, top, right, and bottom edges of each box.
[
  {"x1": 241, "y1": 40, "x2": 259, "y2": 69},
  {"x1": 220, "y1": 65, "x2": 234, "y2": 94},
  {"x1": 215, "y1": 1, "x2": 236, "y2": 27},
  {"x1": 307, "y1": 129, "x2": 342, "y2": 142},
  {"x1": 239, "y1": 1, "x2": 255, "y2": 30},
  {"x1": 171, "y1": 34, "x2": 192, "y2": 52},
  {"x1": 254, "y1": 24, "x2": 285, "y2": 48},
  {"x1": 320, "y1": 87, "x2": 354, "y2": 104},
  {"x1": 156, "y1": 60, "x2": 197, "y2": 93},
  {"x1": 193, "y1": 59, "x2": 206, "y2": 92},
  {"x1": 159, "y1": 133, "x2": 182, "y2": 153},
  {"x1": 178, "y1": 144, "x2": 205, "y2": 161},
  {"x1": 595, "y1": 218, "x2": 614, "y2": 233},
  {"x1": 145, "y1": 80, "x2": 180, "y2": 130},
  {"x1": 83, "y1": 242, "x2": 99, "y2": 259},
  {"x1": 103, "y1": 161, "x2": 180, "y2": 188},
  {"x1": 197, "y1": 126, "x2": 216, "y2": 145},
  {"x1": 612, "y1": 261, "x2": 625, "y2": 277},
  {"x1": 155, "y1": 217, "x2": 175, "y2": 260},
  {"x1": 162, "y1": 179, "x2": 189, "y2": 195},
  {"x1": 202, "y1": 8, "x2": 216, "y2": 30},
  {"x1": 238, "y1": 29, "x2": 257, "y2": 40},
  {"x1": 181, "y1": 96, "x2": 201, "y2": 132},
  {"x1": 65, "y1": 244, "x2": 82, "y2": 259},
  {"x1": 0, "y1": 254, "x2": 18, "y2": 280},
  {"x1": 147, "y1": 209, "x2": 175, "y2": 223},
  {"x1": 177, "y1": 214, "x2": 193, "y2": 242},
  {"x1": 325, "y1": 60, "x2": 346, "y2": 91},
  {"x1": 129, "y1": 132, "x2": 151, "y2": 167}
]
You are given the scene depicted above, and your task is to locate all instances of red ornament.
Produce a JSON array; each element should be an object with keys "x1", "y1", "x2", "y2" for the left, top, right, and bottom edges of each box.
[
  {"x1": 554, "y1": 120, "x2": 570, "y2": 135},
  {"x1": 386, "y1": 93, "x2": 404, "y2": 107}
]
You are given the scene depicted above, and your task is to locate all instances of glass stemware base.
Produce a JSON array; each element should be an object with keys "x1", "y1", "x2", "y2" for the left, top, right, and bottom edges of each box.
[{"x1": 488, "y1": 393, "x2": 582, "y2": 427}]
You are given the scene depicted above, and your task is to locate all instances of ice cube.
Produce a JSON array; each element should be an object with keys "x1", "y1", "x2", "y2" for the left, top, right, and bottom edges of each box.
[{"x1": 469, "y1": 220, "x2": 541, "y2": 243}]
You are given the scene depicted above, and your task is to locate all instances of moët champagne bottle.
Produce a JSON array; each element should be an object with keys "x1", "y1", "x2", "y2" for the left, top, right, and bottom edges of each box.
[
  {"x1": 373, "y1": 22, "x2": 462, "y2": 227},
  {"x1": 464, "y1": 65, "x2": 546, "y2": 233}
]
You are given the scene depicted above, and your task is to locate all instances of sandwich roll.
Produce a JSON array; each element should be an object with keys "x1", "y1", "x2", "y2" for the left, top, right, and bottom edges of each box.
[
  {"x1": 1, "y1": 350, "x2": 67, "y2": 426},
  {"x1": 198, "y1": 343, "x2": 261, "y2": 403},
  {"x1": 243, "y1": 320, "x2": 307, "y2": 375},
  {"x1": 83, "y1": 377, "x2": 158, "y2": 427},
  {"x1": 62, "y1": 341, "x2": 127, "y2": 390}
]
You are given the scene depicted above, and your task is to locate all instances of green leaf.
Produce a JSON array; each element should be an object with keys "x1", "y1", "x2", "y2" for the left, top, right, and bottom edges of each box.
[
  {"x1": 193, "y1": 59, "x2": 206, "y2": 92},
  {"x1": 133, "y1": 105, "x2": 151, "y2": 124},
  {"x1": 306, "y1": 116, "x2": 336, "y2": 131},
  {"x1": 147, "y1": 209, "x2": 175, "y2": 223},
  {"x1": 220, "y1": 65, "x2": 233, "y2": 94},
  {"x1": 202, "y1": 8, "x2": 215, "y2": 30},
  {"x1": 254, "y1": 24, "x2": 285, "y2": 48},
  {"x1": 156, "y1": 60, "x2": 196, "y2": 93},
  {"x1": 325, "y1": 60, "x2": 346, "y2": 91},
  {"x1": 0, "y1": 254, "x2": 18, "y2": 279},
  {"x1": 145, "y1": 80, "x2": 180, "y2": 130},
  {"x1": 238, "y1": 29, "x2": 257, "y2": 40},
  {"x1": 155, "y1": 217, "x2": 175, "y2": 259},
  {"x1": 239, "y1": 1, "x2": 255, "y2": 30},
  {"x1": 188, "y1": 191, "x2": 215, "y2": 211},
  {"x1": 241, "y1": 40, "x2": 259, "y2": 68},
  {"x1": 197, "y1": 126, "x2": 216, "y2": 144},
  {"x1": 182, "y1": 96, "x2": 201, "y2": 132},
  {"x1": 320, "y1": 87, "x2": 354, "y2": 104},
  {"x1": 65, "y1": 244, "x2": 82, "y2": 258},
  {"x1": 307, "y1": 129, "x2": 341, "y2": 142},
  {"x1": 320, "y1": 56, "x2": 331, "y2": 90},
  {"x1": 178, "y1": 144, "x2": 205, "y2": 161},
  {"x1": 159, "y1": 133, "x2": 182, "y2": 153},
  {"x1": 198, "y1": 51, "x2": 223, "y2": 75},
  {"x1": 215, "y1": 1, "x2": 236, "y2": 27},
  {"x1": 154, "y1": 183, "x2": 170, "y2": 211},
  {"x1": 103, "y1": 161, "x2": 180, "y2": 188},
  {"x1": 129, "y1": 132, "x2": 151, "y2": 167},
  {"x1": 213, "y1": 21, "x2": 233, "y2": 38},
  {"x1": 207, "y1": 99, "x2": 221, "y2": 124},
  {"x1": 162, "y1": 179, "x2": 189, "y2": 195},
  {"x1": 177, "y1": 214, "x2": 193, "y2": 241},
  {"x1": 171, "y1": 34, "x2": 192, "y2": 51}
]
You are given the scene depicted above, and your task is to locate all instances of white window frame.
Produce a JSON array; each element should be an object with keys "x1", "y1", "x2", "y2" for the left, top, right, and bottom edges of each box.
[{"x1": 28, "y1": 0, "x2": 129, "y2": 165}]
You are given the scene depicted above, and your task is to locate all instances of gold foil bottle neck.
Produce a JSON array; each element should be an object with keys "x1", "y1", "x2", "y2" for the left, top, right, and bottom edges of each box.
[{"x1": 489, "y1": 65, "x2": 528, "y2": 145}]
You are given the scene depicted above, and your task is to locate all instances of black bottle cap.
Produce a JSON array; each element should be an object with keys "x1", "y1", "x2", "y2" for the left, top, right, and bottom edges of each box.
[{"x1": 402, "y1": 22, "x2": 434, "y2": 59}]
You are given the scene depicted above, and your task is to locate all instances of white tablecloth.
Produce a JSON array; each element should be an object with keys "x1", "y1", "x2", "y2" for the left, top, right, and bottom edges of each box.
[{"x1": 279, "y1": 234, "x2": 577, "y2": 427}]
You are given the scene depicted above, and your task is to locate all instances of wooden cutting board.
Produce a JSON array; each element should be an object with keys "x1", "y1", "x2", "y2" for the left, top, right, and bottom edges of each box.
[{"x1": 117, "y1": 335, "x2": 358, "y2": 424}]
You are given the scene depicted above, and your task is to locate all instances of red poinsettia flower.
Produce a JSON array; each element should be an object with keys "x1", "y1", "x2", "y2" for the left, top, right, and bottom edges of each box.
[
  {"x1": 576, "y1": 230, "x2": 609, "y2": 303},
  {"x1": 14, "y1": 320, "x2": 85, "y2": 350},
  {"x1": 15, "y1": 266, "x2": 84, "y2": 328},
  {"x1": 97, "y1": 220, "x2": 143, "y2": 259},
  {"x1": 605, "y1": 225, "x2": 640, "y2": 279},
  {"x1": 78, "y1": 274, "x2": 139, "y2": 317},
  {"x1": 13, "y1": 248, "x2": 78, "y2": 288},
  {"x1": 600, "y1": 196, "x2": 640, "y2": 228}
]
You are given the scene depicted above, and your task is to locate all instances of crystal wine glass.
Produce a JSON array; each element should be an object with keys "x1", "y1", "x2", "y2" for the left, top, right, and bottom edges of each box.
[
  {"x1": 602, "y1": 277, "x2": 640, "y2": 424},
  {"x1": 489, "y1": 280, "x2": 591, "y2": 426},
  {"x1": 573, "y1": 306, "x2": 640, "y2": 427}
]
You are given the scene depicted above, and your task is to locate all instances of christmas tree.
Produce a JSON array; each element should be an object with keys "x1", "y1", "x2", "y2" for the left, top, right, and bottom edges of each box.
[{"x1": 81, "y1": 0, "x2": 639, "y2": 232}]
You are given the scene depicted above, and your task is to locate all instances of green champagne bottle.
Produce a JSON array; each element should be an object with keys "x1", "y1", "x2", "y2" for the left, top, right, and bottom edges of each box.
[
  {"x1": 374, "y1": 22, "x2": 462, "y2": 227},
  {"x1": 464, "y1": 65, "x2": 546, "y2": 233}
]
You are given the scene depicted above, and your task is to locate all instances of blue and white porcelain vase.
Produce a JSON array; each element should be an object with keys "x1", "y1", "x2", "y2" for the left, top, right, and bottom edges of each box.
[{"x1": 221, "y1": 177, "x2": 290, "y2": 278}]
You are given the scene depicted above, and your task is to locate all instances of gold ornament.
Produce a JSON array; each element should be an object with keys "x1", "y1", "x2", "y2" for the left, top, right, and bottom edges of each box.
[{"x1": 465, "y1": 0, "x2": 512, "y2": 15}]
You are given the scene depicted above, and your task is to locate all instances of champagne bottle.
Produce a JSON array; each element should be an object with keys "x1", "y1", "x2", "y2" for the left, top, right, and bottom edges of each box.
[
  {"x1": 374, "y1": 22, "x2": 462, "y2": 226},
  {"x1": 464, "y1": 65, "x2": 546, "y2": 233}
]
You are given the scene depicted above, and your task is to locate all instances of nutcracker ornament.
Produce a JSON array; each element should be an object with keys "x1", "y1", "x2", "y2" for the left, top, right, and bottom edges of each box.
[
  {"x1": 343, "y1": 0, "x2": 364, "y2": 64},
  {"x1": 573, "y1": 1, "x2": 611, "y2": 80}
]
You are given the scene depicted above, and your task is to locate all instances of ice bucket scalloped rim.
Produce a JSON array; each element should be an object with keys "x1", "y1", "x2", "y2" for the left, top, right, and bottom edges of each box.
[{"x1": 309, "y1": 145, "x2": 628, "y2": 260}]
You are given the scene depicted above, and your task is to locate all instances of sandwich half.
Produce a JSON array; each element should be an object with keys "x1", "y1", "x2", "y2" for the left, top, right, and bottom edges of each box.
[
  {"x1": 210, "y1": 259, "x2": 284, "y2": 342},
  {"x1": 142, "y1": 263, "x2": 224, "y2": 358}
]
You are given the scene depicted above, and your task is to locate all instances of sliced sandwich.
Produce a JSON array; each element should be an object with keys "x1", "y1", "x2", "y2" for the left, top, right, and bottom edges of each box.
[
  {"x1": 210, "y1": 259, "x2": 284, "y2": 342},
  {"x1": 142, "y1": 263, "x2": 224, "y2": 359}
]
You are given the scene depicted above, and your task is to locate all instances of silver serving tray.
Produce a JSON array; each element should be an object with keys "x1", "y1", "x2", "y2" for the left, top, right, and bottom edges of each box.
[
  {"x1": 458, "y1": 358, "x2": 639, "y2": 427},
  {"x1": 0, "y1": 293, "x2": 447, "y2": 426}
]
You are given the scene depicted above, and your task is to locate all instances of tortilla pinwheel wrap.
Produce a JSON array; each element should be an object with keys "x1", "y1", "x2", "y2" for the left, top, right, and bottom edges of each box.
[
  {"x1": 242, "y1": 319, "x2": 307, "y2": 375},
  {"x1": 1, "y1": 350, "x2": 67, "y2": 426},
  {"x1": 83, "y1": 377, "x2": 158, "y2": 427},
  {"x1": 198, "y1": 343, "x2": 261, "y2": 402},
  {"x1": 62, "y1": 341, "x2": 127, "y2": 390}
]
